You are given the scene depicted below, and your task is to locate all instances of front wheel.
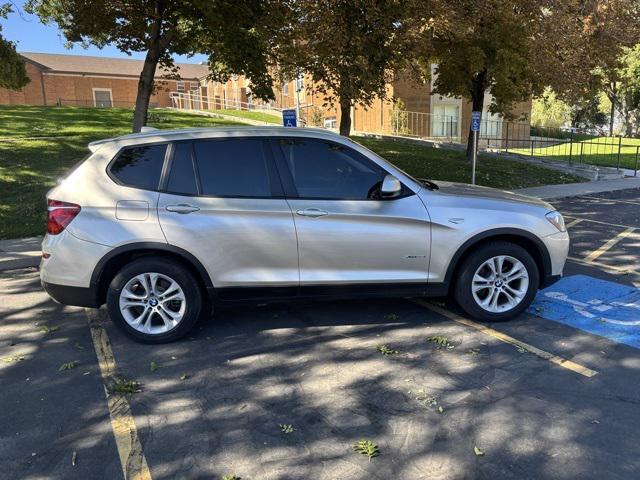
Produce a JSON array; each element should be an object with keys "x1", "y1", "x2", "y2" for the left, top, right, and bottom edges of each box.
[
  {"x1": 106, "y1": 257, "x2": 203, "y2": 343},
  {"x1": 454, "y1": 242, "x2": 539, "y2": 322}
]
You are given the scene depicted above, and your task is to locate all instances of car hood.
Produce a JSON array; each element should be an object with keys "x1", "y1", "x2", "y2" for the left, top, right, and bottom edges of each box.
[{"x1": 427, "y1": 180, "x2": 554, "y2": 210}]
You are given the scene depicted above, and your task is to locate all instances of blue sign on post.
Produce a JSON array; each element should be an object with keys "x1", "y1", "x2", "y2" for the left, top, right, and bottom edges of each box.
[
  {"x1": 282, "y1": 109, "x2": 297, "y2": 127},
  {"x1": 471, "y1": 111, "x2": 481, "y2": 132}
]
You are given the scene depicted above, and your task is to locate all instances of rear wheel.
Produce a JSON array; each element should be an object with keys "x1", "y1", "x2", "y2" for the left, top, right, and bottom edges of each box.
[
  {"x1": 106, "y1": 257, "x2": 203, "y2": 343},
  {"x1": 454, "y1": 242, "x2": 539, "y2": 322}
]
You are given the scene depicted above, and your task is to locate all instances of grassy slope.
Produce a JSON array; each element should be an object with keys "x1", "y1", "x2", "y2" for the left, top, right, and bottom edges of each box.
[
  {"x1": 0, "y1": 106, "x2": 244, "y2": 239},
  {"x1": 355, "y1": 137, "x2": 583, "y2": 190},
  {"x1": 0, "y1": 106, "x2": 581, "y2": 239},
  {"x1": 211, "y1": 109, "x2": 282, "y2": 124}
]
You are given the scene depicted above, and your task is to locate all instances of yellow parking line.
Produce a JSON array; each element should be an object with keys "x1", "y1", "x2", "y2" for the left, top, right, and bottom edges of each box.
[
  {"x1": 565, "y1": 218, "x2": 583, "y2": 229},
  {"x1": 583, "y1": 227, "x2": 635, "y2": 263},
  {"x1": 567, "y1": 255, "x2": 637, "y2": 274},
  {"x1": 580, "y1": 196, "x2": 640, "y2": 206},
  {"x1": 563, "y1": 215, "x2": 635, "y2": 230},
  {"x1": 86, "y1": 309, "x2": 152, "y2": 480},
  {"x1": 412, "y1": 299, "x2": 598, "y2": 378}
]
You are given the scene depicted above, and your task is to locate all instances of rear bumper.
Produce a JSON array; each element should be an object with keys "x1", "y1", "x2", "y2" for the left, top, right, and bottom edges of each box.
[{"x1": 41, "y1": 280, "x2": 101, "y2": 308}]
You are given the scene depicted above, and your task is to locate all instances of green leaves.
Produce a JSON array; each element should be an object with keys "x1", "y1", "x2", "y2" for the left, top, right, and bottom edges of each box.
[
  {"x1": 108, "y1": 378, "x2": 142, "y2": 395},
  {"x1": 279, "y1": 424, "x2": 294, "y2": 434},
  {"x1": 427, "y1": 335, "x2": 454, "y2": 350},
  {"x1": 58, "y1": 360, "x2": 79, "y2": 371},
  {"x1": 149, "y1": 361, "x2": 159, "y2": 372},
  {"x1": 376, "y1": 345, "x2": 400, "y2": 356},
  {"x1": 353, "y1": 440, "x2": 380, "y2": 462},
  {"x1": 39, "y1": 324, "x2": 60, "y2": 334}
]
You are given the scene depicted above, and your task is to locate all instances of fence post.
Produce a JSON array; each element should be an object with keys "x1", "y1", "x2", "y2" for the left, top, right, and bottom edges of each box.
[
  {"x1": 616, "y1": 135, "x2": 622, "y2": 172},
  {"x1": 568, "y1": 130, "x2": 573, "y2": 164},
  {"x1": 530, "y1": 138, "x2": 535, "y2": 158},
  {"x1": 579, "y1": 142, "x2": 584, "y2": 163},
  {"x1": 635, "y1": 146, "x2": 639, "y2": 177},
  {"x1": 505, "y1": 122, "x2": 509, "y2": 153}
]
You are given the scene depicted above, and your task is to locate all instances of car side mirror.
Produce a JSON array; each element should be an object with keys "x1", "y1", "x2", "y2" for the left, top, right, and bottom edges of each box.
[{"x1": 380, "y1": 174, "x2": 402, "y2": 198}]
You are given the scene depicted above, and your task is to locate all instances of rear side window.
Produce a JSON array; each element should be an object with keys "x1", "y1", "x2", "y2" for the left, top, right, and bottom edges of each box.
[
  {"x1": 194, "y1": 139, "x2": 273, "y2": 197},
  {"x1": 166, "y1": 143, "x2": 198, "y2": 195},
  {"x1": 110, "y1": 144, "x2": 167, "y2": 189}
]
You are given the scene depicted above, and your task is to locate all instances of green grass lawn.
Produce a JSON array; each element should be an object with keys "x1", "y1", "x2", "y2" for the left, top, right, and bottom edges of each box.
[
  {"x1": 511, "y1": 136, "x2": 640, "y2": 170},
  {"x1": 0, "y1": 105, "x2": 581, "y2": 239},
  {"x1": 210, "y1": 109, "x2": 282, "y2": 124},
  {"x1": 356, "y1": 137, "x2": 582, "y2": 190}
]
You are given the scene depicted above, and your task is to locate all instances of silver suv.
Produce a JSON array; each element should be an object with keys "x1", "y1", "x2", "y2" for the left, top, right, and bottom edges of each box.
[{"x1": 41, "y1": 127, "x2": 569, "y2": 343}]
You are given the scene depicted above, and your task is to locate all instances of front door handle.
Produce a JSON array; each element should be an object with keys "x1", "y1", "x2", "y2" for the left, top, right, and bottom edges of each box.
[
  {"x1": 296, "y1": 208, "x2": 329, "y2": 218},
  {"x1": 166, "y1": 204, "x2": 200, "y2": 214}
]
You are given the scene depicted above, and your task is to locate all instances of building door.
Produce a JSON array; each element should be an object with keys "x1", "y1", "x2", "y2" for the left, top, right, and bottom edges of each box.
[{"x1": 93, "y1": 89, "x2": 113, "y2": 107}]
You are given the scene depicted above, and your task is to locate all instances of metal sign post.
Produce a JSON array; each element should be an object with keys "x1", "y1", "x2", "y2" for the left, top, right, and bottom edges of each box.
[
  {"x1": 470, "y1": 111, "x2": 481, "y2": 185},
  {"x1": 282, "y1": 109, "x2": 297, "y2": 128}
]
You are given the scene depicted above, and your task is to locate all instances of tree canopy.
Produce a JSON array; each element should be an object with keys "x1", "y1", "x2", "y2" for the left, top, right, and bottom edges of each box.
[
  {"x1": 0, "y1": 3, "x2": 29, "y2": 90},
  {"x1": 277, "y1": 0, "x2": 414, "y2": 136},
  {"x1": 27, "y1": 0, "x2": 285, "y2": 132}
]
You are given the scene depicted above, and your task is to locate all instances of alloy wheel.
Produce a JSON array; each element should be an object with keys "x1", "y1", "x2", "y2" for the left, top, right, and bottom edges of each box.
[{"x1": 471, "y1": 255, "x2": 529, "y2": 313}]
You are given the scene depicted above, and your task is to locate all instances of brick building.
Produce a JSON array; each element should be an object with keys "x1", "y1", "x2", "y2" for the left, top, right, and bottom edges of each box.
[
  {"x1": 0, "y1": 52, "x2": 209, "y2": 108},
  {"x1": 200, "y1": 69, "x2": 531, "y2": 142}
]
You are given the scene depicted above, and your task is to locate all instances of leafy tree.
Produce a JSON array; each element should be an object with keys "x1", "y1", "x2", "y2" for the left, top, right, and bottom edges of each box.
[
  {"x1": 0, "y1": 3, "x2": 29, "y2": 90},
  {"x1": 596, "y1": 44, "x2": 640, "y2": 137},
  {"x1": 277, "y1": 0, "x2": 413, "y2": 136},
  {"x1": 27, "y1": 0, "x2": 283, "y2": 132},
  {"x1": 413, "y1": 0, "x2": 639, "y2": 160},
  {"x1": 531, "y1": 88, "x2": 571, "y2": 129}
]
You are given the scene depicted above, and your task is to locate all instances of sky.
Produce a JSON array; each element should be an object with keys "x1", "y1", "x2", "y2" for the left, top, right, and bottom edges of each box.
[{"x1": 2, "y1": 2, "x2": 208, "y2": 64}]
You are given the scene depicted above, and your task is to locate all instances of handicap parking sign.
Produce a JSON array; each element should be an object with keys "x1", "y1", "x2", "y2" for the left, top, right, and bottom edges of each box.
[
  {"x1": 282, "y1": 109, "x2": 297, "y2": 127},
  {"x1": 471, "y1": 111, "x2": 481, "y2": 132}
]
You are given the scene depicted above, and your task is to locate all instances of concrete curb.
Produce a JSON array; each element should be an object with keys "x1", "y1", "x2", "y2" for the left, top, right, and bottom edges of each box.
[{"x1": 0, "y1": 236, "x2": 42, "y2": 271}]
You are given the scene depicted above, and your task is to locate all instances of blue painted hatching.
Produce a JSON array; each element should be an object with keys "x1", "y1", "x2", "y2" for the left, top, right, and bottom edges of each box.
[{"x1": 528, "y1": 274, "x2": 640, "y2": 349}]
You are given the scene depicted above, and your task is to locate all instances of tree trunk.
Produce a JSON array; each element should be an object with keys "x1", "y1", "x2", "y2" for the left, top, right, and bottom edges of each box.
[
  {"x1": 466, "y1": 69, "x2": 487, "y2": 162},
  {"x1": 608, "y1": 82, "x2": 616, "y2": 136},
  {"x1": 132, "y1": 50, "x2": 161, "y2": 133},
  {"x1": 131, "y1": 6, "x2": 167, "y2": 133},
  {"x1": 339, "y1": 97, "x2": 352, "y2": 136}
]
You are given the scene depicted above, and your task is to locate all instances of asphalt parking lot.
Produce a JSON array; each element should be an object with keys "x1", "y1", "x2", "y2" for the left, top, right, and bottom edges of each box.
[{"x1": 3, "y1": 188, "x2": 640, "y2": 480}]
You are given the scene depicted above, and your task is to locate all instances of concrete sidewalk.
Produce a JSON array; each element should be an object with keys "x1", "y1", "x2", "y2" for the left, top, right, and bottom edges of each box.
[
  {"x1": 515, "y1": 176, "x2": 640, "y2": 199},
  {"x1": 0, "y1": 236, "x2": 42, "y2": 271}
]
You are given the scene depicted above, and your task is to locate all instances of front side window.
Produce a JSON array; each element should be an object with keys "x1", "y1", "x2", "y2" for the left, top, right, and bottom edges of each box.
[
  {"x1": 194, "y1": 139, "x2": 273, "y2": 197},
  {"x1": 110, "y1": 144, "x2": 167, "y2": 189},
  {"x1": 278, "y1": 140, "x2": 386, "y2": 199}
]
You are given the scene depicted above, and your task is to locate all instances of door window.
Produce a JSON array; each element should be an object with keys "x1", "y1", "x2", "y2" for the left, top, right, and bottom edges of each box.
[
  {"x1": 193, "y1": 139, "x2": 274, "y2": 197},
  {"x1": 277, "y1": 139, "x2": 386, "y2": 199},
  {"x1": 432, "y1": 104, "x2": 459, "y2": 137},
  {"x1": 109, "y1": 144, "x2": 167, "y2": 189}
]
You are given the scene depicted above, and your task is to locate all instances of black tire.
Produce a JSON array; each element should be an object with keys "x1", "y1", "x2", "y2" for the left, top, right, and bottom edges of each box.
[
  {"x1": 106, "y1": 257, "x2": 203, "y2": 344},
  {"x1": 453, "y1": 241, "x2": 539, "y2": 322}
]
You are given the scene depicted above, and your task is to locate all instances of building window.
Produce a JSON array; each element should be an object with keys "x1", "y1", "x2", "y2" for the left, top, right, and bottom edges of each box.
[
  {"x1": 323, "y1": 116, "x2": 337, "y2": 129},
  {"x1": 92, "y1": 89, "x2": 113, "y2": 108},
  {"x1": 431, "y1": 104, "x2": 459, "y2": 137},
  {"x1": 176, "y1": 81, "x2": 185, "y2": 92},
  {"x1": 282, "y1": 82, "x2": 289, "y2": 96},
  {"x1": 190, "y1": 82, "x2": 199, "y2": 92}
]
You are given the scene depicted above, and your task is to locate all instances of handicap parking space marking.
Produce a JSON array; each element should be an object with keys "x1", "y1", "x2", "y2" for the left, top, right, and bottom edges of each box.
[{"x1": 529, "y1": 274, "x2": 640, "y2": 349}]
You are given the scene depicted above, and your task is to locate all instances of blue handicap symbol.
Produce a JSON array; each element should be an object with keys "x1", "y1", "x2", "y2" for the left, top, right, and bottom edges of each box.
[{"x1": 528, "y1": 274, "x2": 640, "y2": 348}]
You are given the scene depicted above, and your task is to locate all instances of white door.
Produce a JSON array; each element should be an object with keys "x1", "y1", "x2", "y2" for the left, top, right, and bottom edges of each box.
[{"x1": 93, "y1": 89, "x2": 112, "y2": 108}]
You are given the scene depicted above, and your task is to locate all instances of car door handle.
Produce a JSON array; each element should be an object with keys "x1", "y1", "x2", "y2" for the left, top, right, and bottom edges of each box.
[
  {"x1": 296, "y1": 208, "x2": 329, "y2": 218},
  {"x1": 166, "y1": 204, "x2": 200, "y2": 214}
]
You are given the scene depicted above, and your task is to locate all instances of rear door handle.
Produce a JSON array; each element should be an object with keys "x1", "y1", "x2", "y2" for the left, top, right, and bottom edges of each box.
[
  {"x1": 296, "y1": 208, "x2": 328, "y2": 218},
  {"x1": 166, "y1": 204, "x2": 200, "y2": 214}
]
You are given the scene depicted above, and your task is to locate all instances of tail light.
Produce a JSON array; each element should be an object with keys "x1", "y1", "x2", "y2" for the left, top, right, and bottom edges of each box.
[{"x1": 47, "y1": 199, "x2": 81, "y2": 235}]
